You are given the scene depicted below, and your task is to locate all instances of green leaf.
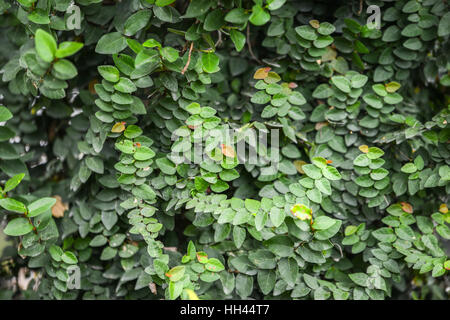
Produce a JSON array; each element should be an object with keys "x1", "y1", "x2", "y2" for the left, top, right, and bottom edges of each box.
[
  {"x1": 155, "y1": 157, "x2": 176, "y2": 175},
  {"x1": 114, "y1": 77, "x2": 137, "y2": 93},
  {"x1": 184, "y1": 0, "x2": 213, "y2": 18},
  {"x1": 161, "y1": 47, "x2": 179, "y2": 63},
  {"x1": 52, "y1": 59, "x2": 78, "y2": 80},
  {"x1": 0, "y1": 106, "x2": 13, "y2": 122},
  {"x1": 230, "y1": 30, "x2": 246, "y2": 52},
  {"x1": 372, "y1": 228, "x2": 396, "y2": 242},
  {"x1": 257, "y1": 270, "x2": 276, "y2": 295},
  {"x1": 85, "y1": 156, "x2": 104, "y2": 174},
  {"x1": 367, "y1": 147, "x2": 384, "y2": 159},
  {"x1": 35, "y1": 29, "x2": 57, "y2": 63},
  {"x1": 331, "y1": 76, "x2": 351, "y2": 93},
  {"x1": 278, "y1": 257, "x2": 298, "y2": 286},
  {"x1": 4, "y1": 218, "x2": 33, "y2": 236},
  {"x1": 98, "y1": 65, "x2": 120, "y2": 83},
  {"x1": 28, "y1": 9, "x2": 50, "y2": 24},
  {"x1": 306, "y1": 188, "x2": 322, "y2": 204},
  {"x1": 61, "y1": 251, "x2": 78, "y2": 264},
  {"x1": 318, "y1": 22, "x2": 335, "y2": 35},
  {"x1": 438, "y1": 12, "x2": 450, "y2": 37},
  {"x1": 95, "y1": 32, "x2": 127, "y2": 55},
  {"x1": 124, "y1": 10, "x2": 152, "y2": 36},
  {"x1": 249, "y1": 5, "x2": 270, "y2": 26},
  {"x1": 353, "y1": 154, "x2": 370, "y2": 167},
  {"x1": 225, "y1": 8, "x2": 249, "y2": 24},
  {"x1": 4, "y1": 173, "x2": 25, "y2": 193},
  {"x1": 0, "y1": 198, "x2": 27, "y2": 213},
  {"x1": 302, "y1": 164, "x2": 322, "y2": 179},
  {"x1": 155, "y1": 0, "x2": 175, "y2": 6},
  {"x1": 263, "y1": 235, "x2": 294, "y2": 257},
  {"x1": 49, "y1": 245, "x2": 63, "y2": 262},
  {"x1": 312, "y1": 216, "x2": 336, "y2": 230},
  {"x1": 166, "y1": 266, "x2": 185, "y2": 282},
  {"x1": 28, "y1": 197, "x2": 56, "y2": 217},
  {"x1": 205, "y1": 258, "x2": 225, "y2": 272},
  {"x1": 202, "y1": 52, "x2": 220, "y2": 73},
  {"x1": 401, "y1": 163, "x2": 417, "y2": 174},
  {"x1": 349, "y1": 273, "x2": 369, "y2": 287},
  {"x1": 55, "y1": 42, "x2": 84, "y2": 58},
  {"x1": 315, "y1": 178, "x2": 331, "y2": 195},
  {"x1": 245, "y1": 199, "x2": 260, "y2": 214},
  {"x1": 295, "y1": 25, "x2": 317, "y2": 40},
  {"x1": 322, "y1": 166, "x2": 341, "y2": 180}
]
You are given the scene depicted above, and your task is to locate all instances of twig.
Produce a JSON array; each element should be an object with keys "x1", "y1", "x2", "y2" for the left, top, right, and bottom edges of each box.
[
  {"x1": 215, "y1": 29, "x2": 223, "y2": 48},
  {"x1": 181, "y1": 42, "x2": 194, "y2": 75},
  {"x1": 357, "y1": 0, "x2": 363, "y2": 15},
  {"x1": 246, "y1": 24, "x2": 262, "y2": 64}
]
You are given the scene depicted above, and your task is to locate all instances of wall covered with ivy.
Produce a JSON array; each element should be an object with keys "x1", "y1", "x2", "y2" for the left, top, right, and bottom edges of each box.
[{"x1": 0, "y1": 0, "x2": 449, "y2": 300}]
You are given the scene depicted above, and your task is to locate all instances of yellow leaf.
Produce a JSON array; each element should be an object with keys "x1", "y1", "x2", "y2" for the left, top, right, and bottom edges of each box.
[
  {"x1": 253, "y1": 67, "x2": 271, "y2": 79},
  {"x1": 293, "y1": 160, "x2": 306, "y2": 174},
  {"x1": 359, "y1": 145, "x2": 369, "y2": 153},
  {"x1": 291, "y1": 204, "x2": 312, "y2": 221},
  {"x1": 439, "y1": 203, "x2": 448, "y2": 214},
  {"x1": 221, "y1": 144, "x2": 235, "y2": 158},
  {"x1": 111, "y1": 122, "x2": 126, "y2": 133},
  {"x1": 385, "y1": 81, "x2": 401, "y2": 93},
  {"x1": 309, "y1": 20, "x2": 320, "y2": 28},
  {"x1": 184, "y1": 289, "x2": 200, "y2": 300}
]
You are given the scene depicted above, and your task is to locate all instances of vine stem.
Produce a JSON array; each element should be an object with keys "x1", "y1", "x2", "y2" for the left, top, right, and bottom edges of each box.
[
  {"x1": 181, "y1": 42, "x2": 194, "y2": 75},
  {"x1": 246, "y1": 24, "x2": 262, "y2": 65}
]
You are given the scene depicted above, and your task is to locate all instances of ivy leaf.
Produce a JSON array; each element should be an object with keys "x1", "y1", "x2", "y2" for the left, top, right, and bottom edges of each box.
[
  {"x1": 55, "y1": 42, "x2": 84, "y2": 59},
  {"x1": 124, "y1": 10, "x2": 152, "y2": 36},
  {"x1": 98, "y1": 65, "x2": 120, "y2": 83},
  {"x1": 4, "y1": 173, "x2": 25, "y2": 193},
  {"x1": 0, "y1": 198, "x2": 27, "y2": 213},
  {"x1": 230, "y1": 30, "x2": 246, "y2": 52},
  {"x1": 4, "y1": 218, "x2": 33, "y2": 236},
  {"x1": 312, "y1": 216, "x2": 336, "y2": 230},
  {"x1": 0, "y1": 106, "x2": 13, "y2": 122},
  {"x1": 205, "y1": 258, "x2": 225, "y2": 272},
  {"x1": 249, "y1": 5, "x2": 270, "y2": 26},
  {"x1": 200, "y1": 53, "x2": 219, "y2": 75},
  {"x1": 35, "y1": 29, "x2": 57, "y2": 63},
  {"x1": 28, "y1": 197, "x2": 57, "y2": 217},
  {"x1": 61, "y1": 251, "x2": 78, "y2": 264},
  {"x1": 95, "y1": 32, "x2": 127, "y2": 54},
  {"x1": 165, "y1": 266, "x2": 185, "y2": 282}
]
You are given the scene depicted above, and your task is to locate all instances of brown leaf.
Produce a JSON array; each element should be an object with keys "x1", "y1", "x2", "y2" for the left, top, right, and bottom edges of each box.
[
  {"x1": 88, "y1": 79, "x2": 98, "y2": 94},
  {"x1": 293, "y1": 160, "x2": 306, "y2": 174},
  {"x1": 149, "y1": 283, "x2": 157, "y2": 294},
  {"x1": 51, "y1": 195, "x2": 68, "y2": 218},
  {"x1": 315, "y1": 122, "x2": 328, "y2": 130},
  {"x1": 400, "y1": 202, "x2": 413, "y2": 214},
  {"x1": 221, "y1": 144, "x2": 235, "y2": 158}
]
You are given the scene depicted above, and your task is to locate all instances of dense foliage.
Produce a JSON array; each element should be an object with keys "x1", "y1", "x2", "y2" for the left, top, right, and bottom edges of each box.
[{"x1": 0, "y1": 0, "x2": 449, "y2": 300}]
